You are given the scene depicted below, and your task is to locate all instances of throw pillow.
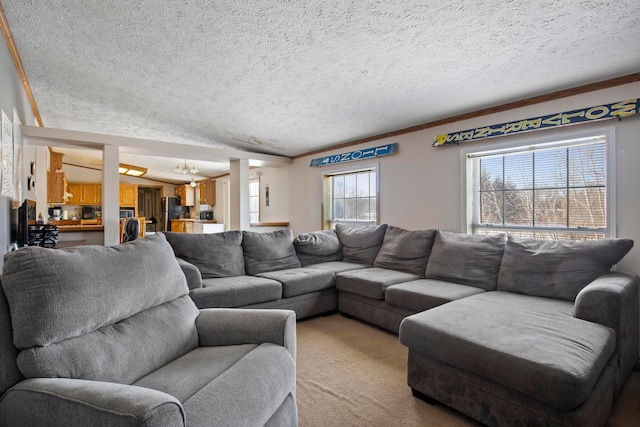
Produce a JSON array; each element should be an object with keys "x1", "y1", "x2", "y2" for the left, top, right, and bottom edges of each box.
[
  {"x1": 425, "y1": 230, "x2": 506, "y2": 290},
  {"x1": 242, "y1": 228, "x2": 301, "y2": 275},
  {"x1": 293, "y1": 229, "x2": 343, "y2": 266},
  {"x1": 497, "y1": 236, "x2": 634, "y2": 301},
  {"x1": 335, "y1": 223, "x2": 388, "y2": 265},
  {"x1": 164, "y1": 230, "x2": 245, "y2": 278},
  {"x1": 373, "y1": 226, "x2": 436, "y2": 276}
]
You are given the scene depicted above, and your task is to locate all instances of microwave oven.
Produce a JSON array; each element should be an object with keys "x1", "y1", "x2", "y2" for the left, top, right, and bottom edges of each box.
[{"x1": 119, "y1": 209, "x2": 135, "y2": 218}]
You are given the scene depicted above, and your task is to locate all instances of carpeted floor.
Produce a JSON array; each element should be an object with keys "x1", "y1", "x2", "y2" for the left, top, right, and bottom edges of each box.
[{"x1": 296, "y1": 314, "x2": 640, "y2": 427}]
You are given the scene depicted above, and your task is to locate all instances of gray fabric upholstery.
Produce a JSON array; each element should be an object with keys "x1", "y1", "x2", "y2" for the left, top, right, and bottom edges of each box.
[
  {"x1": 190, "y1": 276, "x2": 282, "y2": 308},
  {"x1": 258, "y1": 267, "x2": 335, "y2": 298},
  {"x1": 164, "y1": 231, "x2": 245, "y2": 278},
  {"x1": 0, "y1": 234, "x2": 298, "y2": 425},
  {"x1": 180, "y1": 343, "x2": 295, "y2": 427},
  {"x1": 2, "y1": 233, "x2": 189, "y2": 349},
  {"x1": 385, "y1": 279, "x2": 486, "y2": 311},
  {"x1": 304, "y1": 260, "x2": 370, "y2": 274},
  {"x1": 242, "y1": 229, "x2": 301, "y2": 275},
  {"x1": 175, "y1": 257, "x2": 203, "y2": 289},
  {"x1": 575, "y1": 272, "x2": 640, "y2": 398},
  {"x1": 195, "y1": 308, "x2": 297, "y2": 361},
  {"x1": 293, "y1": 229, "x2": 342, "y2": 266},
  {"x1": 425, "y1": 230, "x2": 505, "y2": 290},
  {"x1": 336, "y1": 267, "x2": 421, "y2": 300},
  {"x1": 338, "y1": 292, "x2": 416, "y2": 334},
  {"x1": 335, "y1": 223, "x2": 388, "y2": 265},
  {"x1": 0, "y1": 281, "x2": 22, "y2": 396},
  {"x1": 265, "y1": 394, "x2": 298, "y2": 427},
  {"x1": 400, "y1": 291, "x2": 615, "y2": 410},
  {"x1": 244, "y1": 288, "x2": 338, "y2": 320},
  {"x1": 373, "y1": 226, "x2": 436, "y2": 276},
  {"x1": 0, "y1": 378, "x2": 185, "y2": 427},
  {"x1": 406, "y1": 350, "x2": 614, "y2": 427},
  {"x1": 497, "y1": 236, "x2": 634, "y2": 301}
]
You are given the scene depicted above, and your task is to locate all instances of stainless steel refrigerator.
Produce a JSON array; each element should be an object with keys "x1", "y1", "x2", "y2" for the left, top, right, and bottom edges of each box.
[{"x1": 160, "y1": 196, "x2": 187, "y2": 232}]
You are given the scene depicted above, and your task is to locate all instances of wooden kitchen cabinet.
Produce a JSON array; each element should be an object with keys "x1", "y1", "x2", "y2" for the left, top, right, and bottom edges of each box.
[
  {"x1": 175, "y1": 184, "x2": 195, "y2": 206},
  {"x1": 67, "y1": 183, "x2": 102, "y2": 205},
  {"x1": 119, "y1": 184, "x2": 138, "y2": 206},
  {"x1": 170, "y1": 220, "x2": 193, "y2": 233},
  {"x1": 199, "y1": 179, "x2": 216, "y2": 205},
  {"x1": 47, "y1": 171, "x2": 67, "y2": 204}
]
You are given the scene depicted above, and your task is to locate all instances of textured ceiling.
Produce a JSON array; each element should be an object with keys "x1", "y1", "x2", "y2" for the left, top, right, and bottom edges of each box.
[{"x1": 2, "y1": 1, "x2": 640, "y2": 181}]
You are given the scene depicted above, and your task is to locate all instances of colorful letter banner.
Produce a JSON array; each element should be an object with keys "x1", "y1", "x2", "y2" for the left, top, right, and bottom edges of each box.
[
  {"x1": 433, "y1": 98, "x2": 639, "y2": 147},
  {"x1": 309, "y1": 143, "x2": 398, "y2": 167}
]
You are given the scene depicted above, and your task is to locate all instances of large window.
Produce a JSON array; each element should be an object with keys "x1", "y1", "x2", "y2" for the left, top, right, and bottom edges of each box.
[
  {"x1": 324, "y1": 167, "x2": 378, "y2": 229},
  {"x1": 466, "y1": 132, "x2": 613, "y2": 240},
  {"x1": 249, "y1": 178, "x2": 260, "y2": 223}
]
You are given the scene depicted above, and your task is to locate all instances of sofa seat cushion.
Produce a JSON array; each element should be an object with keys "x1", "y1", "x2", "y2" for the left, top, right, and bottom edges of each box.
[
  {"x1": 336, "y1": 267, "x2": 421, "y2": 300},
  {"x1": 134, "y1": 343, "x2": 295, "y2": 426},
  {"x1": 386, "y1": 279, "x2": 486, "y2": 311},
  {"x1": 399, "y1": 291, "x2": 616, "y2": 411},
  {"x1": 189, "y1": 276, "x2": 282, "y2": 308},
  {"x1": 257, "y1": 268, "x2": 336, "y2": 298},
  {"x1": 304, "y1": 261, "x2": 370, "y2": 274}
]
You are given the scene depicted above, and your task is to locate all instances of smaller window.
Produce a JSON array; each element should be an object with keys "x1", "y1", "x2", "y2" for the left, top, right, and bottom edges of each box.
[
  {"x1": 323, "y1": 167, "x2": 378, "y2": 230},
  {"x1": 249, "y1": 178, "x2": 260, "y2": 223}
]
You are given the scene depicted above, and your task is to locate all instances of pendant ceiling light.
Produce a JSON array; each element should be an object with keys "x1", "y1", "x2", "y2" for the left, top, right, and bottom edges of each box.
[{"x1": 175, "y1": 160, "x2": 198, "y2": 175}]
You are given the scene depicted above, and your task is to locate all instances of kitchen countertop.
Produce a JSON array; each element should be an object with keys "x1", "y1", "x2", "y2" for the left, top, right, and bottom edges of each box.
[
  {"x1": 56, "y1": 225, "x2": 104, "y2": 232},
  {"x1": 172, "y1": 219, "x2": 218, "y2": 223}
]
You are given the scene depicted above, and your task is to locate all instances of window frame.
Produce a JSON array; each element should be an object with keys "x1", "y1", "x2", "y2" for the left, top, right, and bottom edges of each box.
[
  {"x1": 321, "y1": 162, "x2": 380, "y2": 230},
  {"x1": 249, "y1": 176, "x2": 260, "y2": 224},
  {"x1": 461, "y1": 126, "x2": 617, "y2": 239}
]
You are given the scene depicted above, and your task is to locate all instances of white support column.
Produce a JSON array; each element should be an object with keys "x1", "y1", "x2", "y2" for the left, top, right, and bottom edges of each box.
[
  {"x1": 102, "y1": 145, "x2": 120, "y2": 245},
  {"x1": 229, "y1": 158, "x2": 250, "y2": 230}
]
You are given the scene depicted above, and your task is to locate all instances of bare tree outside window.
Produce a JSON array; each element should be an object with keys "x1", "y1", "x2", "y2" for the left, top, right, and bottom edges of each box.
[{"x1": 470, "y1": 136, "x2": 607, "y2": 240}]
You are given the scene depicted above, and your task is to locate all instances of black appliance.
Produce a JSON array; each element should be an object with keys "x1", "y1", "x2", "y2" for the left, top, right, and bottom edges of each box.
[
  {"x1": 200, "y1": 210, "x2": 214, "y2": 220},
  {"x1": 28, "y1": 224, "x2": 59, "y2": 247},
  {"x1": 82, "y1": 206, "x2": 97, "y2": 219},
  {"x1": 161, "y1": 196, "x2": 187, "y2": 232},
  {"x1": 15, "y1": 199, "x2": 36, "y2": 247}
]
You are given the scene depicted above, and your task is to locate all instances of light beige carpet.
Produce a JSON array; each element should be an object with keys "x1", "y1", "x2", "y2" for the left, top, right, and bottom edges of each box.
[{"x1": 296, "y1": 314, "x2": 640, "y2": 427}]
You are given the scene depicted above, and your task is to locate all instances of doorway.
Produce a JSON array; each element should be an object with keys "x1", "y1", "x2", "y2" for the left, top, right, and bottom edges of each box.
[{"x1": 138, "y1": 187, "x2": 162, "y2": 232}]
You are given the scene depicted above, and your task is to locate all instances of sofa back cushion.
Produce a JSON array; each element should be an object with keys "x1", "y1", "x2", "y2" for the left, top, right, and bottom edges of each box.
[
  {"x1": 294, "y1": 229, "x2": 343, "y2": 266},
  {"x1": 373, "y1": 226, "x2": 436, "y2": 276},
  {"x1": 425, "y1": 230, "x2": 506, "y2": 290},
  {"x1": 497, "y1": 236, "x2": 634, "y2": 301},
  {"x1": 335, "y1": 224, "x2": 388, "y2": 265},
  {"x1": 164, "y1": 230, "x2": 245, "y2": 278},
  {"x1": 1, "y1": 233, "x2": 199, "y2": 384},
  {"x1": 242, "y1": 228, "x2": 301, "y2": 275}
]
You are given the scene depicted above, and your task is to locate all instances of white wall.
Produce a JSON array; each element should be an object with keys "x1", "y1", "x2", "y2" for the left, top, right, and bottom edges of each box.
[
  {"x1": 289, "y1": 82, "x2": 640, "y2": 278},
  {"x1": 0, "y1": 37, "x2": 36, "y2": 268},
  {"x1": 212, "y1": 166, "x2": 291, "y2": 226}
]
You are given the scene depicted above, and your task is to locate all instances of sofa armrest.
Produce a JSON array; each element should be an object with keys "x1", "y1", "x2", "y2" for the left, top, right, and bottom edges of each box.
[
  {"x1": 575, "y1": 272, "x2": 639, "y2": 376},
  {"x1": 196, "y1": 308, "x2": 296, "y2": 360},
  {"x1": 175, "y1": 257, "x2": 202, "y2": 289},
  {"x1": 0, "y1": 378, "x2": 184, "y2": 426}
]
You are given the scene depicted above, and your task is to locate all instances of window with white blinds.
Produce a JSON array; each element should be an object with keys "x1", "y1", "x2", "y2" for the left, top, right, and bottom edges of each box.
[{"x1": 466, "y1": 134, "x2": 610, "y2": 240}]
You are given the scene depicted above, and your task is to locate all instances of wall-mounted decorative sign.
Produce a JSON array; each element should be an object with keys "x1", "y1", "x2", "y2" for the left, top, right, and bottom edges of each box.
[
  {"x1": 433, "y1": 98, "x2": 639, "y2": 147},
  {"x1": 310, "y1": 143, "x2": 398, "y2": 167}
]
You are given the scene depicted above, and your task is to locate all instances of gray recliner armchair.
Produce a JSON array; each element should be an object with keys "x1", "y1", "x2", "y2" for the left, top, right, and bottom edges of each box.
[{"x1": 0, "y1": 233, "x2": 298, "y2": 426}]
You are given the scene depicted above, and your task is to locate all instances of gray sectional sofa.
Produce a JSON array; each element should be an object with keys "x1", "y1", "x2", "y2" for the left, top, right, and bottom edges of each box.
[
  {"x1": 164, "y1": 224, "x2": 638, "y2": 427},
  {"x1": 0, "y1": 234, "x2": 297, "y2": 426}
]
